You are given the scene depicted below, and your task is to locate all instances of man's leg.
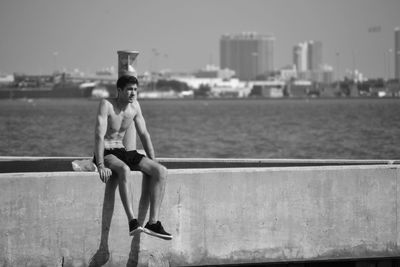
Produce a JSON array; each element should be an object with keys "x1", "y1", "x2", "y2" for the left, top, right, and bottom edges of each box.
[
  {"x1": 127, "y1": 174, "x2": 151, "y2": 266},
  {"x1": 99, "y1": 175, "x2": 118, "y2": 250},
  {"x1": 137, "y1": 157, "x2": 167, "y2": 223},
  {"x1": 137, "y1": 158, "x2": 172, "y2": 240},
  {"x1": 138, "y1": 173, "x2": 151, "y2": 225},
  {"x1": 88, "y1": 175, "x2": 118, "y2": 267},
  {"x1": 104, "y1": 154, "x2": 142, "y2": 235},
  {"x1": 104, "y1": 154, "x2": 135, "y2": 221}
]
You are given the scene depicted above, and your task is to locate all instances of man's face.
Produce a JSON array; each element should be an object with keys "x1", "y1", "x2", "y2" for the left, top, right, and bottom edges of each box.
[{"x1": 120, "y1": 83, "x2": 138, "y2": 102}]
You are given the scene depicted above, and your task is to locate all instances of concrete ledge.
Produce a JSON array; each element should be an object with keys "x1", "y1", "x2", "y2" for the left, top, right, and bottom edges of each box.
[
  {"x1": 1, "y1": 162, "x2": 400, "y2": 266},
  {"x1": 1, "y1": 156, "x2": 399, "y2": 173}
]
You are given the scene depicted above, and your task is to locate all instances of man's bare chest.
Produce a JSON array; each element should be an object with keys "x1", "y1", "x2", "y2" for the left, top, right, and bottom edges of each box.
[{"x1": 107, "y1": 112, "x2": 135, "y2": 133}]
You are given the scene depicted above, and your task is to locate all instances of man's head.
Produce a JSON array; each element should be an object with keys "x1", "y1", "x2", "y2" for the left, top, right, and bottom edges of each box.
[
  {"x1": 117, "y1": 75, "x2": 139, "y2": 90},
  {"x1": 116, "y1": 75, "x2": 139, "y2": 103}
]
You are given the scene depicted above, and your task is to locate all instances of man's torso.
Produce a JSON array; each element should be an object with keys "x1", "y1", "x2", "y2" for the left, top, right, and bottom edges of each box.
[{"x1": 104, "y1": 98, "x2": 138, "y2": 150}]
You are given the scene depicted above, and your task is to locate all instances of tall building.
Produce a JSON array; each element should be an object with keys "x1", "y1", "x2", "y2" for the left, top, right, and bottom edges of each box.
[
  {"x1": 396, "y1": 27, "x2": 400, "y2": 80},
  {"x1": 293, "y1": 40, "x2": 323, "y2": 82},
  {"x1": 220, "y1": 32, "x2": 275, "y2": 80},
  {"x1": 293, "y1": 42, "x2": 308, "y2": 72},
  {"x1": 307, "y1": 41, "x2": 323, "y2": 71}
]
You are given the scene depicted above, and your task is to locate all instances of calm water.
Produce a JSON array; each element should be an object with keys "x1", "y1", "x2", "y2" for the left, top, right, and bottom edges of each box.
[{"x1": 0, "y1": 98, "x2": 399, "y2": 159}]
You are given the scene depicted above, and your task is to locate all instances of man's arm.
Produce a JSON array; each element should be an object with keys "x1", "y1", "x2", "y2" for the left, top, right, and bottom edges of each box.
[
  {"x1": 134, "y1": 102, "x2": 155, "y2": 160},
  {"x1": 94, "y1": 99, "x2": 112, "y2": 182}
]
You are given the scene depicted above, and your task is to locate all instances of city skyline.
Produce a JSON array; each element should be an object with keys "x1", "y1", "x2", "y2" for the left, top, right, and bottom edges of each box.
[{"x1": 0, "y1": 0, "x2": 399, "y2": 79}]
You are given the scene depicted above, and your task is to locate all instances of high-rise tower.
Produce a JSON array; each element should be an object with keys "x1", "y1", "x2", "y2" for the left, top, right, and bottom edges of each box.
[
  {"x1": 220, "y1": 32, "x2": 275, "y2": 80},
  {"x1": 293, "y1": 42, "x2": 308, "y2": 72},
  {"x1": 395, "y1": 27, "x2": 400, "y2": 80},
  {"x1": 307, "y1": 41, "x2": 323, "y2": 71},
  {"x1": 293, "y1": 40, "x2": 323, "y2": 81}
]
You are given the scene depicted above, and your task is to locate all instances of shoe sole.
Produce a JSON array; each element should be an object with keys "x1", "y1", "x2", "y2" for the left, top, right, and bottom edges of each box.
[
  {"x1": 129, "y1": 227, "x2": 144, "y2": 236},
  {"x1": 143, "y1": 228, "x2": 173, "y2": 240}
]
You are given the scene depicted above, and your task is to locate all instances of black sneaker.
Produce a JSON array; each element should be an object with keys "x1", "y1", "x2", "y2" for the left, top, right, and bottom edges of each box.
[
  {"x1": 88, "y1": 249, "x2": 109, "y2": 267},
  {"x1": 129, "y1": 219, "x2": 143, "y2": 236},
  {"x1": 143, "y1": 221, "x2": 173, "y2": 240}
]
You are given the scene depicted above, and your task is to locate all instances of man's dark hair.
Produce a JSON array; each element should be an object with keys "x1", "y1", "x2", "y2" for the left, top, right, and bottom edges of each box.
[{"x1": 116, "y1": 75, "x2": 139, "y2": 89}]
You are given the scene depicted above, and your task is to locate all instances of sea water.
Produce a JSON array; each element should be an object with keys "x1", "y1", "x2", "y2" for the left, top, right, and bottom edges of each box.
[{"x1": 1, "y1": 98, "x2": 399, "y2": 159}]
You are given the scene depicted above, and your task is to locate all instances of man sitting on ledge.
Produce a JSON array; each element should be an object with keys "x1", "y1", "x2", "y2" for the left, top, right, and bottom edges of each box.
[{"x1": 93, "y1": 74, "x2": 172, "y2": 240}]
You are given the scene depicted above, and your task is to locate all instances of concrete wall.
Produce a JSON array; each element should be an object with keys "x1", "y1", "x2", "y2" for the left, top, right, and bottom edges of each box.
[{"x1": 1, "y1": 163, "x2": 400, "y2": 266}]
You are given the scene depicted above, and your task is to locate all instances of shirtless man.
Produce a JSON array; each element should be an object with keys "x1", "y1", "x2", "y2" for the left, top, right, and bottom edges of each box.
[{"x1": 94, "y1": 75, "x2": 172, "y2": 240}]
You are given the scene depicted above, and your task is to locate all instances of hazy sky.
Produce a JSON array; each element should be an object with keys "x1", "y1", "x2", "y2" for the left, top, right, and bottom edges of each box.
[{"x1": 0, "y1": 0, "x2": 399, "y2": 78}]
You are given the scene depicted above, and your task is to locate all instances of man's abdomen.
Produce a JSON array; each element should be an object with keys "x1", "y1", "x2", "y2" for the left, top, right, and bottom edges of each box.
[{"x1": 104, "y1": 139, "x2": 124, "y2": 150}]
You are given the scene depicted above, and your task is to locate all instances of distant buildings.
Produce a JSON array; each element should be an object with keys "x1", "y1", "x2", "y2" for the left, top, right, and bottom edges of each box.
[
  {"x1": 293, "y1": 40, "x2": 332, "y2": 83},
  {"x1": 220, "y1": 32, "x2": 275, "y2": 81},
  {"x1": 278, "y1": 65, "x2": 297, "y2": 81},
  {"x1": 320, "y1": 64, "x2": 334, "y2": 84},
  {"x1": 170, "y1": 65, "x2": 251, "y2": 98},
  {"x1": 395, "y1": 27, "x2": 400, "y2": 80},
  {"x1": 194, "y1": 64, "x2": 235, "y2": 80},
  {"x1": 0, "y1": 74, "x2": 14, "y2": 84}
]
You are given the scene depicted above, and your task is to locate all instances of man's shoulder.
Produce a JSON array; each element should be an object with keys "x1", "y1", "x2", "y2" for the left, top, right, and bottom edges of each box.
[
  {"x1": 97, "y1": 98, "x2": 117, "y2": 115},
  {"x1": 100, "y1": 98, "x2": 116, "y2": 107},
  {"x1": 129, "y1": 99, "x2": 141, "y2": 109},
  {"x1": 128, "y1": 100, "x2": 142, "y2": 117}
]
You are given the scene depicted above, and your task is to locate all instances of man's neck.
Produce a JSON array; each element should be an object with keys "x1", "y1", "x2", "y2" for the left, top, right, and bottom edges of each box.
[{"x1": 115, "y1": 97, "x2": 129, "y2": 110}]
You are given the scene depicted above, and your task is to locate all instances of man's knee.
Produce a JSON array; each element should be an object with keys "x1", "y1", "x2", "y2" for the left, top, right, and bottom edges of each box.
[
  {"x1": 115, "y1": 164, "x2": 131, "y2": 180},
  {"x1": 152, "y1": 164, "x2": 167, "y2": 180}
]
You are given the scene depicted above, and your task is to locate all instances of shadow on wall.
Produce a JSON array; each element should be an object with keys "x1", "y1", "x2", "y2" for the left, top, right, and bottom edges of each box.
[{"x1": 88, "y1": 173, "x2": 150, "y2": 267}]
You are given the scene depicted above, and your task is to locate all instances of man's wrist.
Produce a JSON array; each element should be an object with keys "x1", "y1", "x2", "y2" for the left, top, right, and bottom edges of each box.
[
  {"x1": 148, "y1": 151, "x2": 155, "y2": 159},
  {"x1": 96, "y1": 162, "x2": 105, "y2": 168}
]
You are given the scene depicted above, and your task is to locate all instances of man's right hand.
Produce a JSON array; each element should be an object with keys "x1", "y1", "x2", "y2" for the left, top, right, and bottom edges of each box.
[{"x1": 98, "y1": 166, "x2": 112, "y2": 183}]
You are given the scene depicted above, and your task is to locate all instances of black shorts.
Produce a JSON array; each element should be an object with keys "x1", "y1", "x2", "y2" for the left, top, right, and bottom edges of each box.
[{"x1": 93, "y1": 148, "x2": 145, "y2": 171}]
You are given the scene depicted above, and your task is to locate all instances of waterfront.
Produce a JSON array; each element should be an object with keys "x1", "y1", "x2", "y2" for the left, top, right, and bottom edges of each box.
[{"x1": 0, "y1": 98, "x2": 399, "y2": 159}]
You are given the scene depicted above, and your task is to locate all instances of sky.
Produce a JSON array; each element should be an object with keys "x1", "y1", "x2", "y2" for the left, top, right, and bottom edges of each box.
[{"x1": 0, "y1": 0, "x2": 399, "y2": 79}]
